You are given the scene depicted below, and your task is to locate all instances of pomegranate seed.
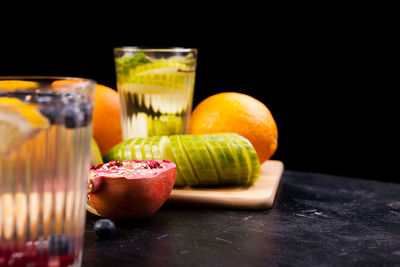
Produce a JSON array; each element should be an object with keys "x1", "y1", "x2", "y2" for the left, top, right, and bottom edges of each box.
[
  {"x1": 91, "y1": 163, "x2": 104, "y2": 170},
  {"x1": 8, "y1": 252, "x2": 25, "y2": 266},
  {"x1": 59, "y1": 254, "x2": 75, "y2": 267},
  {"x1": 145, "y1": 160, "x2": 160, "y2": 169},
  {"x1": 108, "y1": 161, "x2": 122, "y2": 168}
]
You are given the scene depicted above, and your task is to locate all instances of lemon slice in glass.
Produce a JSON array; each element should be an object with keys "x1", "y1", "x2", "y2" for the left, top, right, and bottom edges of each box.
[{"x1": 0, "y1": 97, "x2": 50, "y2": 155}]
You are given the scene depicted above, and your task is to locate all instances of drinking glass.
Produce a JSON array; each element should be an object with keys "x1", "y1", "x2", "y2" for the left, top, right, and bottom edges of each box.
[
  {"x1": 0, "y1": 77, "x2": 96, "y2": 266},
  {"x1": 114, "y1": 47, "x2": 197, "y2": 139}
]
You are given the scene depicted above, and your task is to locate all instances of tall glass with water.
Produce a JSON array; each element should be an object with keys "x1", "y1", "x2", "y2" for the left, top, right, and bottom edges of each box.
[
  {"x1": 0, "y1": 77, "x2": 96, "y2": 266},
  {"x1": 114, "y1": 47, "x2": 197, "y2": 139}
]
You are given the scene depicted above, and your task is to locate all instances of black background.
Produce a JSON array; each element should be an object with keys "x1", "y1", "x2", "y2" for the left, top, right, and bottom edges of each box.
[{"x1": 1, "y1": 6, "x2": 397, "y2": 183}]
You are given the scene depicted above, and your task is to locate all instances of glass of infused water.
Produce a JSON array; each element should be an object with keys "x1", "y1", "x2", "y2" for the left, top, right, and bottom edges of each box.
[
  {"x1": 0, "y1": 77, "x2": 96, "y2": 267},
  {"x1": 114, "y1": 47, "x2": 197, "y2": 139}
]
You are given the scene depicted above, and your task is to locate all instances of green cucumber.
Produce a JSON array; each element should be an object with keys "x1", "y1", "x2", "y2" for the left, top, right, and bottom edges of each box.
[
  {"x1": 130, "y1": 138, "x2": 145, "y2": 160},
  {"x1": 169, "y1": 135, "x2": 200, "y2": 186},
  {"x1": 224, "y1": 134, "x2": 252, "y2": 185},
  {"x1": 102, "y1": 133, "x2": 256, "y2": 187},
  {"x1": 156, "y1": 136, "x2": 186, "y2": 187},
  {"x1": 181, "y1": 135, "x2": 220, "y2": 186},
  {"x1": 200, "y1": 135, "x2": 239, "y2": 186},
  {"x1": 103, "y1": 142, "x2": 123, "y2": 162},
  {"x1": 221, "y1": 134, "x2": 249, "y2": 185},
  {"x1": 141, "y1": 137, "x2": 153, "y2": 159},
  {"x1": 150, "y1": 136, "x2": 162, "y2": 160},
  {"x1": 231, "y1": 133, "x2": 261, "y2": 185},
  {"x1": 158, "y1": 136, "x2": 174, "y2": 161},
  {"x1": 121, "y1": 138, "x2": 135, "y2": 160},
  {"x1": 211, "y1": 134, "x2": 241, "y2": 185}
]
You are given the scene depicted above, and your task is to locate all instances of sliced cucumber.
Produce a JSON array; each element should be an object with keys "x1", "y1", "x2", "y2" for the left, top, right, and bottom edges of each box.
[
  {"x1": 221, "y1": 134, "x2": 249, "y2": 185},
  {"x1": 200, "y1": 135, "x2": 238, "y2": 185},
  {"x1": 141, "y1": 137, "x2": 153, "y2": 159},
  {"x1": 173, "y1": 169, "x2": 186, "y2": 187},
  {"x1": 158, "y1": 136, "x2": 174, "y2": 161},
  {"x1": 210, "y1": 134, "x2": 241, "y2": 185},
  {"x1": 224, "y1": 134, "x2": 252, "y2": 185},
  {"x1": 130, "y1": 138, "x2": 145, "y2": 160},
  {"x1": 150, "y1": 136, "x2": 162, "y2": 160},
  {"x1": 182, "y1": 135, "x2": 219, "y2": 186},
  {"x1": 103, "y1": 142, "x2": 123, "y2": 162},
  {"x1": 102, "y1": 133, "x2": 257, "y2": 187},
  {"x1": 231, "y1": 133, "x2": 261, "y2": 185},
  {"x1": 121, "y1": 138, "x2": 136, "y2": 160},
  {"x1": 153, "y1": 136, "x2": 185, "y2": 187},
  {"x1": 169, "y1": 135, "x2": 199, "y2": 186}
]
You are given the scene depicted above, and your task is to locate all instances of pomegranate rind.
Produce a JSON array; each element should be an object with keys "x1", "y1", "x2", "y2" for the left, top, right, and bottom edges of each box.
[
  {"x1": 86, "y1": 200, "x2": 101, "y2": 217},
  {"x1": 88, "y1": 160, "x2": 176, "y2": 220}
]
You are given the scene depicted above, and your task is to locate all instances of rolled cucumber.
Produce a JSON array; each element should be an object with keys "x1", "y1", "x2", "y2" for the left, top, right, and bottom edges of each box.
[{"x1": 103, "y1": 133, "x2": 261, "y2": 187}]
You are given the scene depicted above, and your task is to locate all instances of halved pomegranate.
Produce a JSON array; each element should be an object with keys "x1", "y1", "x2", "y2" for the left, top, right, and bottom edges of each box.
[{"x1": 87, "y1": 160, "x2": 176, "y2": 220}]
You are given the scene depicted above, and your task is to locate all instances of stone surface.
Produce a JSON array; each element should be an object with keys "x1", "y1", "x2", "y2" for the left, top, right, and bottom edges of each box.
[{"x1": 82, "y1": 170, "x2": 400, "y2": 266}]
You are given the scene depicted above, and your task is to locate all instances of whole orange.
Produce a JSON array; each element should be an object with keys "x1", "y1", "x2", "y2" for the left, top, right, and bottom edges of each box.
[
  {"x1": 188, "y1": 92, "x2": 278, "y2": 163},
  {"x1": 92, "y1": 84, "x2": 122, "y2": 155}
]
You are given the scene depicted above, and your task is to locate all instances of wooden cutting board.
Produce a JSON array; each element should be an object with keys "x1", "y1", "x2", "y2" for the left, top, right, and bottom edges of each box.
[{"x1": 166, "y1": 160, "x2": 284, "y2": 209}]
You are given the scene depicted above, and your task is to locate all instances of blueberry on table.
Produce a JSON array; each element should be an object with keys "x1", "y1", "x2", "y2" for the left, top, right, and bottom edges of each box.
[{"x1": 94, "y1": 219, "x2": 116, "y2": 239}]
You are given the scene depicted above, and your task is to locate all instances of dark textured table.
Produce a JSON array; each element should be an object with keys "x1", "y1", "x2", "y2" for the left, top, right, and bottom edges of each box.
[{"x1": 82, "y1": 170, "x2": 400, "y2": 266}]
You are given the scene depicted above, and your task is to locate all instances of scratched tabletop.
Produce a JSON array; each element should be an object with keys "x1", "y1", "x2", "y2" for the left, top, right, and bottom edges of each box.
[{"x1": 82, "y1": 170, "x2": 400, "y2": 266}]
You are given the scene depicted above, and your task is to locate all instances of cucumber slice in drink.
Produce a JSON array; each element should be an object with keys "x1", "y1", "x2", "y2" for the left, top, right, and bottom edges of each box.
[
  {"x1": 184, "y1": 135, "x2": 220, "y2": 186},
  {"x1": 125, "y1": 60, "x2": 193, "y2": 91},
  {"x1": 147, "y1": 115, "x2": 185, "y2": 136},
  {"x1": 200, "y1": 135, "x2": 239, "y2": 186},
  {"x1": 169, "y1": 135, "x2": 200, "y2": 186},
  {"x1": 130, "y1": 60, "x2": 189, "y2": 75},
  {"x1": 221, "y1": 134, "x2": 249, "y2": 185},
  {"x1": 231, "y1": 133, "x2": 261, "y2": 185}
]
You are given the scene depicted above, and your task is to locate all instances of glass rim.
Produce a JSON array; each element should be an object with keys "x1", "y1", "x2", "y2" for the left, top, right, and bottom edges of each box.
[
  {"x1": 0, "y1": 76, "x2": 96, "y2": 85},
  {"x1": 113, "y1": 47, "x2": 198, "y2": 53}
]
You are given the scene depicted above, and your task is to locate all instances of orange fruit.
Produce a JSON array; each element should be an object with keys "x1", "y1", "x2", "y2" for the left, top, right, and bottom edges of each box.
[
  {"x1": 52, "y1": 79, "x2": 122, "y2": 155},
  {"x1": 188, "y1": 92, "x2": 278, "y2": 163},
  {"x1": 93, "y1": 84, "x2": 123, "y2": 155},
  {"x1": 52, "y1": 80, "x2": 123, "y2": 155}
]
